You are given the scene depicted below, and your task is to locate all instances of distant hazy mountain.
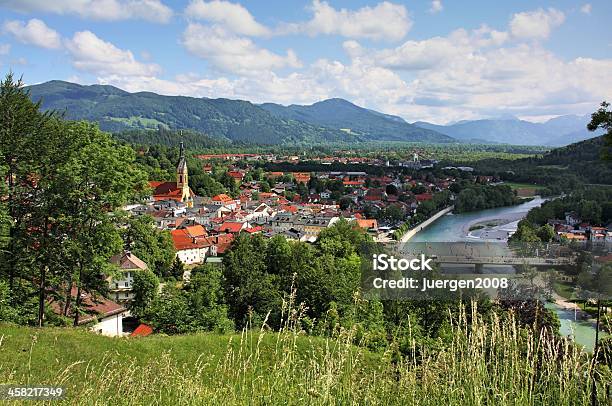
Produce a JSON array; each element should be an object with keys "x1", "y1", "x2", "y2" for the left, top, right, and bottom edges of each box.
[
  {"x1": 26, "y1": 81, "x2": 453, "y2": 145},
  {"x1": 413, "y1": 115, "x2": 600, "y2": 146},
  {"x1": 260, "y1": 98, "x2": 454, "y2": 143}
]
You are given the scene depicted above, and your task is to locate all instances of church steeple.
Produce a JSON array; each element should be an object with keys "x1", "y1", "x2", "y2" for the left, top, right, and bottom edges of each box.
[{"x1": 176, "y1": 141, "x2": 192, "y2": 206}]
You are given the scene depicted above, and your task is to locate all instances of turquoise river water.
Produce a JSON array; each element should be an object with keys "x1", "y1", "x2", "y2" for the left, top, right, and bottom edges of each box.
[{"x1": 409, "y1": 197, "x2": 604, "y2": 350}]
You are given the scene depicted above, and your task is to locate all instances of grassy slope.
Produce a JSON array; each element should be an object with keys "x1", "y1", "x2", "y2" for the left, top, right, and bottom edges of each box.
[{"x1": 2, "y1": 305, "x2": 611, "y2": 405}]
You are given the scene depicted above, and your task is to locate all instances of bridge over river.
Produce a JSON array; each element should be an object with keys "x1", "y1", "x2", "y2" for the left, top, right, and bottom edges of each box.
[
  {"x1": 431, "y1": 255, "x2": 575, "y2": 270},
  {"x1": 432, "y1": 255, "x2": 574, "y2": 266}
]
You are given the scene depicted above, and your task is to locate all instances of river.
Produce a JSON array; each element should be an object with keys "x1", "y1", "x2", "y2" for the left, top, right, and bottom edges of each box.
[{"x1": 409, "y1": 196, "x2": 603, "y2": 350}]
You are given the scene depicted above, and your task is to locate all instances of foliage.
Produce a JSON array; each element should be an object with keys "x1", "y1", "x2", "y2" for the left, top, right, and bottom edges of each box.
[
  {"x1": 26, "y1": 80, "x2": 356, "y2": 145},
  {"x1": 1, "y1": 302, "x2": 609, "y2": 405},
  {"x1": 0, "y1": 73, "x2": 146, "y2": 326},
  {"x1": 454, "y1": 184, "x2": 519, "y2": 213},
  {"x1": 122, "y1": 215, "x2": 176, "y2": 277},
  {"x1": 587, "y1": 101, "x2": 612, "y2": 160},
  {"x1": 130, "y1": 269, "x2": 159, "y2": 319},
  {"x1": 143, "y1": 268, "x2": 234, "y2": 334}
]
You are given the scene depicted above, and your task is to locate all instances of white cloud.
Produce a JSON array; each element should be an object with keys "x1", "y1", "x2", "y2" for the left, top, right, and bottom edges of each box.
[
  {"x1": 510, "y1": 8, "x2": 565, "y2": 40},
  {"x1": 0, "y1": 0, "x2": 173, "y2": 23},
  {"x1": 93, "y1": 40, "x2": 612, "y2": 124},
  {"x1": 281, "y1": 0, "x2": 412, "y2": 41},
  {"x1": 429, "y1": 0, "x2": 443, "y2": 14},
  {"x1": 3, "y1": 19, "x2": 62, "y2": 49},
  {"x1": 181, "y1": 23, "x2": 301, "y2": 75},
  {"x1": 580, "y1": 4, "x2": 592, "y2": 14},
  {"x1": 66, "y1": 31, "x2": 161, "y2": 76},
  {"x1": 0, "y1": 43, "x2": 10, "y2": 55},
  {"x1": 185, "y1": 0, "x2": 270, "y2": 36},
  {"x1": 356, "y1": 26, "x2": 507, "y2": 72}
]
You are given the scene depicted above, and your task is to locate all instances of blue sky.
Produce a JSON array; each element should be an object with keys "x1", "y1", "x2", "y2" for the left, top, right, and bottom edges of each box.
[{"x1": 0, "y1": 0, "x2": 610, "y2": 124}]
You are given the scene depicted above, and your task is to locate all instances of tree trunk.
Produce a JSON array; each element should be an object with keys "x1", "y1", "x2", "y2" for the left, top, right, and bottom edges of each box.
[
  {"x1": 62, "y1": 280, "x2": 72, "y2": 317},
  {"x1": 7, "y1": 167, "x2": 14, "y2": 290},
  {"x1": 73, "y1": 262, "x2": 84, "y2": 327},
  {"x1": 73, "y1": 282, "x2": 82, "y2": 327},
  {"x1": 37, "y1": 264, "x2": 46, "y2": 327}
]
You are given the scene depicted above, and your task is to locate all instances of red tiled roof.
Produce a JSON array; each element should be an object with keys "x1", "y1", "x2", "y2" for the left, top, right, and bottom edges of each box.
[
  {"x1": 131, "y1": 323, "x2": 153, "y2": 337},
  {"x1": 171, "y1": 229, "x2": 212, "y2": 250},
  {"x1": 356, "y1": 219, "x2": 378, "y2": 230},
  {"x1": 219, "y1": 222, "x2": 245, "y2": 233},
  {"x1": 184, "y1": 224, "x2": 207, "y2": 238},
  {"x1": 149, "y1": 181, "x2": 193, "y2": 202},
  {"x1": 49, "y1": 287, "x2": 125, "y2": 325},
  {"x1": 212, "y1": 194, "x2": 233, "y2": 203},
  {"x1": 415, "y1": 193, "x2": 433, "y2": 202},
  {"x1": 228, "y1": 171, "x2": 245, "y2": 179}
]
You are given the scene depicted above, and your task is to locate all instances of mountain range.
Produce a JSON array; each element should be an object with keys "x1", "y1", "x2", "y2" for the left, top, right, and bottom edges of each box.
[
  {"x1": 413, "y1": 115, "x2": 599, "y2": 146},
  {"x1": 259, "y1": 98, "x2": 450, "y2": 143},
  {"x1": 26, "y1": 80, "x2": 599, "y2": 146},
  {"x1": 26, "y1": 81, "x2": 451, "y2": 145}
]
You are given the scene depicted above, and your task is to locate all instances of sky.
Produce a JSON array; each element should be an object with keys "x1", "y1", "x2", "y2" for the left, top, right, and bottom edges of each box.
[{"x1": 0, "y1": 0, "x2": 611, "y2": 124}]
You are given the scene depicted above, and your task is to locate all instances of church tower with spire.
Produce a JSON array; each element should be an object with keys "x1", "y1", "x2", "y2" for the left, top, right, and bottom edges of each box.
[{"x1": 176, "y1": 142, "x2": 192, "y2": 206}]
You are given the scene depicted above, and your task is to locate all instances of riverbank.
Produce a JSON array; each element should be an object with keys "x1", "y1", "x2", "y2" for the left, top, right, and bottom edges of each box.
[
  {"x1": 400, "y1": 206, "x2": 454, "y2": 242},
  {"x1": 411, "y1": 197, "x2": 546, "y2": 243}
]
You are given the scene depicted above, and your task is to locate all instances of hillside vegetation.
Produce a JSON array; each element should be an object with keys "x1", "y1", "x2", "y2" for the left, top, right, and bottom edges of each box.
[
  {"x1": 260, "y1": 98, "x2": 453, "y2": 143},
  {"x1": 1, "y1": 303, "x2": 609, "y2": 405},
  {"x1": 465, "y1": 135, "x2": 612, "y2": 193},
  {"x1": 26, "y1": 81, "x2": 452, "y2": 145}
]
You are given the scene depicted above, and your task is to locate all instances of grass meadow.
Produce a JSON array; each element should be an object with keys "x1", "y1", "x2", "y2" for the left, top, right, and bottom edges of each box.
[{"x1": 1, "y1": 304, "x2": 610, "y2": 405}]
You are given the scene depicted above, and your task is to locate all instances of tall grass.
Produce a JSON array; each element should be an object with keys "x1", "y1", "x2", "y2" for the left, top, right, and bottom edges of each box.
[{"x1": 1, "y1": 299, "x2": 610, "y2": 405}]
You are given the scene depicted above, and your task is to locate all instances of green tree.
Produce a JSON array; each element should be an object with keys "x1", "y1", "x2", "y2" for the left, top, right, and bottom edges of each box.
[
  {"x1": 123, "y1": 215, "x2": 175, "y2": 277},
  {"x1": 536, "y1": 224, "x2": 555, "y2": 242},
  {"x1": 187, "y1": 265, "x2": 234, "y2": 333},
  {"x1": 131, "y1": 269, "x2": 159, "y2": 319},
  {"x1": 587, "y1": 101, "x2": 612, "y2": 160},
  {"x1": 222, "y1": 234, "x2": 282, "y2": 328},
  {"x1": 169, "y1": 256, "x2": 185, "y2": 280},
  {"x1": 144, "y1": 285, "x2": 193, "y2": 334}
]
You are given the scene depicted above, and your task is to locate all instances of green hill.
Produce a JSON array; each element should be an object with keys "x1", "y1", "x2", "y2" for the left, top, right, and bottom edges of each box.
[
  {"x1": 467, "y1": 135, "x2": 612, "y2": 190},
  {"x1": 0, "y1": 314, "x2": 606, "y2": 405},
  {"x1": 261, "y1": 98, "x2": 454, "y2": 143},
  {"x1": 26, "y1": 81, "x2": 357, "y2": 145},
  {"x1": 25, "y1": 81, "x2": 453, "y2": 146}
]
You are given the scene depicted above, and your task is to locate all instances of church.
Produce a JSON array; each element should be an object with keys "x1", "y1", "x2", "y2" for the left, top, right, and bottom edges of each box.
[{"x1": 149, "y1": 142, "x2": 194, "y2": 207}]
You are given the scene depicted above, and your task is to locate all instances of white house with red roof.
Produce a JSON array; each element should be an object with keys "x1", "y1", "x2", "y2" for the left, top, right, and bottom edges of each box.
[
  {"x1": 211, "y1": 193, "x2": 237, "y2": 210},
  {"x1": 171, "y1": 225, "x2": 215, "y2": 265},
  {"x1": 49, "y1": 287, "x2": 127, "y2": 337}
]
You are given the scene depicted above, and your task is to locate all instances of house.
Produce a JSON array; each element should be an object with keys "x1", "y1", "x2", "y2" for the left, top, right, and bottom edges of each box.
[
  {"x1": 227, "y1": 170, "x2": 245, "y2": 183},
  {"x1": 356, "y1": 219, "x2": 378, "y2": 232},
  {"x1": 294, "y1": 216, "x2": 339, "y2": 239},
  {"x1": 50, "y1": 288, "x2": 127, "y2": 337},
  {"x1": 219, "y1": 221, "x2": 251, "y2": 234},
  {"x1": 108, "y1": 251, "x2": 149, "y2": 303},
  {"x1": 171, "y1": 226, "x2": 213, "y2": 265},
  {"x1": 149, "y1": 143, "x2": 194, "y2": 207},
  {"x1": 211, "y1": 194, "x2": 237, "y2": 210},
  {"x1": 415, "y1": 193, "x2": 433, "y2": 202},
  {"x1": 565, "y1": 212, "x2": 581, "y2": 226},
  {"x1": 293, "y1": 172, "x2": 311, "y2": 184},
  {"x1": 365, "y1": 188, "x2": 385, "y2": 202},
  {"x1": 270, "y1": 212, "x2": 297, "y2": 233}
]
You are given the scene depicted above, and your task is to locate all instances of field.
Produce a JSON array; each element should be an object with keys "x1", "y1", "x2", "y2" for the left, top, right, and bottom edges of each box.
[{"x1": 1, "y1": 305, "x2": 609, "y2": 405}]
